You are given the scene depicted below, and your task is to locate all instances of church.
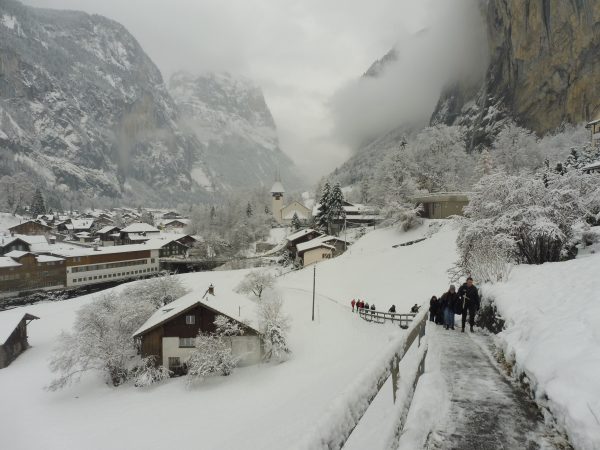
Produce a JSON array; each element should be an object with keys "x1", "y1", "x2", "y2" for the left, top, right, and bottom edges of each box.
[{"x1": 270, "y1": 179, "x2": 312, "y2": 225}]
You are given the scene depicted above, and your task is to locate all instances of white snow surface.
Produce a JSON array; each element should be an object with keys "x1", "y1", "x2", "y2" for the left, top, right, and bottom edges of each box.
[
  {"x1": 0, "y1": 222, "x2": 459, "y2": 450},
  {"x1": 0, "y1": 310, "x2": 37, "y2": 344},
  {"x1": 486, "y1": 252, "x2": 600, "y2": 450}
]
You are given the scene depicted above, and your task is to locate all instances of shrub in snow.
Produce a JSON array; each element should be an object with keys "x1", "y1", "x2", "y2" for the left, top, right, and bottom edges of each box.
[
  {"x1": 382, "y1": 203, "x2": 423, "y2": 232},
  {"x1": 236, "y1": 270, "x2": 275, "y2": 300},
  {"x1": 456, "y1": 172, "x2": 585, "y2": 270},
  {"x1": 492, "y1": 124, "x2": 543, "y2": 174},
  {"x1": 258, "y1": 291, "x2": 291, "y2": 362},
  {"x1": 186, "y1": 316, "x2": 243, "y2": 383},
  {"x1": 133, "y1": 357, "x2": 171, "y2": 388},
  {"x1": 48, "y1": 277, "x2": 188, "y2": 389}
]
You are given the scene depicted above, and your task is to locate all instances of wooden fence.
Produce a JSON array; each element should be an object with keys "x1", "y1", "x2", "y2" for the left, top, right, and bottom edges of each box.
[{"x1": 357, "y1": 308, "x2": 417, "y2": 329}]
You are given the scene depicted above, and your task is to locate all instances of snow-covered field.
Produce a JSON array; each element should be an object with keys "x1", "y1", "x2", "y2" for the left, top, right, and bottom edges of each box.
[
  {"x1": 486, "y1": 250, "x2": 600, "y2": 450},
  {"x1": 0, "y1": 222, "x2": 458, "y2": 450}
]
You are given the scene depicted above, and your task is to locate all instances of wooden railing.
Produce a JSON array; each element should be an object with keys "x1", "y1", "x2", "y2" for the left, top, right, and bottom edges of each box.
[
  {"x1": 301, "y1": 310, "x2": 429, "y2": 449},
  {"x1": 357, "y1": 308, "x2": 417, "y2": 329}
]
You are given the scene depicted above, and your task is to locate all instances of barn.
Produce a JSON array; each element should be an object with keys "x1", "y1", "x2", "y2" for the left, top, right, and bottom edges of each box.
[
  {"x1": 0, "y1": 311, "x2": 39, "y2": 369},
  {"x1": 133, "y1": 289, "x2": 261, "y2": 374}
]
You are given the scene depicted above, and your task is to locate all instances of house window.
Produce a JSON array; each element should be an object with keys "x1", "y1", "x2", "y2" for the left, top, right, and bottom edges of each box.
[
  {"x1": 179, "y1": 338, "x2": 195, "y2": 348},
  {"x1": 168, "y1": 357, "x2": 182, "y2": 368},
  {"x1": 185, "y1": 315, "x2": 196, "y2": 325}
]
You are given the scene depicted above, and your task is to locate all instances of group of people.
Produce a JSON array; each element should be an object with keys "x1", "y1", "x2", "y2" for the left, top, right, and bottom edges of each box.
[
  {"x1": 351, "y1": 299, "x2": 376, "y2": 312},
  {"x1": 429, "y1": 277, "x2": 480, "y2": 332}
]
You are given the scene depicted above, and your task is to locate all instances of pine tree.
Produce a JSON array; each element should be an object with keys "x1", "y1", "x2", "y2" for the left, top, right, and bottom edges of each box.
[
  {"x1": 30, "y1": 188, "x2": 46, "y2": 217},
  {"x1": 327, "y1": 183, "x2": 346, "y2": 235},
  {"x1": 246, "y1": 202, "x2": 253, "y2": 218},
  {"x1": 315, "y1": 182, "x2": 331, "y2": 231},
  {"x1": 476, "y1": 149, "x2": 494, "y2": 178},
  {"x1": 291, "y1": 212, "x2": 302, "y2": 230}
]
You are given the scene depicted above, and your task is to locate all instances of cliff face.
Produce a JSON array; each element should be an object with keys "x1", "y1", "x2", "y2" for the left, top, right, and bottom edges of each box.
[{"x1": 433, "y1": 0, "x2": 600, "y2": 148}]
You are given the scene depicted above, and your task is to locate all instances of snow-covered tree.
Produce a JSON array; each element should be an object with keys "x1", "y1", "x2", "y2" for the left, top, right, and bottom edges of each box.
[
  {"x1": 291, "y1": 212, "x2": 302, "y2": 230},
  {"x1": 315, "y1": 182, "x2": 331, "y2": 232},
  {"x1": 121, "y1": 273, "x2": 188, "y2": 307},
  {"x1": 186, "y1": 316, "x2": 242, "y2": 382},
  {"x1": 236, "y1": 270, "x2": 275, "y2": 300},
  {"x1": 258, "y1": 291, "x2": 291, "y2": 362},
  {"x1": 133, "y1": 357, "x2": 171, "y2": 388},
  {"x1": 30, "y1": 187, "x2": 46, "y2": 217},
  {"x1": 246, "y1": 202, "x2": 253, "y2": 217},
  {"x1": 140, "y1": 210, "x2": 154, "y2": 226},
  {"x1": 475, "y1": 148, "x2": 494, "y2": 179},
  {"x1": 492, "y1": 124, "x2": 543, "y2": 174},
  {"x1": 47, "y1": 277, "x2": 188, "y2": 390},
  {"x1": 327, "y1": 183, "x2": 346, "y2": 234}
]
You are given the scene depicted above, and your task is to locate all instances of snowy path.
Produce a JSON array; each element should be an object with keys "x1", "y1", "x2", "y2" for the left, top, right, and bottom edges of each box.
[{"x1": 422, "y1": 324, "x2": 566, "y2": 450}]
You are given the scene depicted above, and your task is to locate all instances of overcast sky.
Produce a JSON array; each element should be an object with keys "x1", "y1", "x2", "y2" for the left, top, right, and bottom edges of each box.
[{"x1": 24, "y1": 0, "x2": 487, "y2": 182}]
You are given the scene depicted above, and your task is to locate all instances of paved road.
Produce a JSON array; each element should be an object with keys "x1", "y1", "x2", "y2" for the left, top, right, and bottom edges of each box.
[{"x1": 424, "y1": 324, "x2": 570, "y2": 450}]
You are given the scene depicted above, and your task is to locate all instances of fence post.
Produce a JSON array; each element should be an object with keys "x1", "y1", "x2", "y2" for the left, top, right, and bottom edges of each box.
[{"x1": 391, "y1": 354, "x2": 399, "y2": 404}]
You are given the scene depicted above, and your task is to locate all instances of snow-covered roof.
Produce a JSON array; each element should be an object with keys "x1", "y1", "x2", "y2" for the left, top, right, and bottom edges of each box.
[
  {"x1": 163, "y1": 218, "x2": 190, "y2": 226},
  {"x1": 296, "y1": 235, "x2": 346, "y2": 253},
  {"x1": 297, "y1": 242, "x2": 335, "y2": 254},
  {"x1": 133, "y1": 289, "x2": 259, "y2": 337},
  {"x1": 71, "y1": 219, "x2": 94, "y2": 230},
  {"x1": 96, "y1": 225, "x2": 120, "y2": 234},
  {"x1": 121, "y1": 222, "x2": 160, "y2": 233},
  {"x1": 50, "y1": 243, "x2": 159, "y2": 258},
  {"x1": 8, "y1": 220, "x2": 51, "y2": 230},
  {"x1": 4, "y1": 250, "x2": 30, "y2": 259},
  {"x1": 75, "y1": 232, "x2": 91, "y2": 237},
  {"x1": 0, "y1": 257, "x2": 21, "y2": 268},
  {"x1": 582, "y1": 161, "x2": 600, "y2": 171},
  {"x1": 0, "y1": 310, "x2": 39, "y2": 344},
  {"x1": 127, "y1": 233, "x2": 151, "y2": 241},
  {"x1": 586, "y1": 118, "x2": 600, "y2": 127},
  {"x1": 287, "y1": 228, "x2": 321, "y2": 242},
  {"x1": 36, "y1": 255, "x2": 64, "y2": 263},
  {"x1": 270, "y1": 181, "x2": 285, "y2": 194}
]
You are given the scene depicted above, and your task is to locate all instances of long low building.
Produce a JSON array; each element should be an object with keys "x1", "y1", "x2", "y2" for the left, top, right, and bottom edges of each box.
[
  {"x1": 50, "y1": 244, "x2": 161, "y2": 288},
  {"x1": 0, "y1": 252, "x2": 66, "y2": 297}
]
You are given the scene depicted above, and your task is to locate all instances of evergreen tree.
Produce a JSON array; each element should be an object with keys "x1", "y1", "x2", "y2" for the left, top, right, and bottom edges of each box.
[
  {"x1": 475, "y1": 149, "x2": 494, "y2": 178},
  {"x1": 30, "y1": 188, "x2": 46, "y2": 217},
  {"x1": 246, "y1": 202, "x2": 253, "y2": 218},
  {"x1": 315, "y1": 182, "x2": 331, "y2": 231},
  {"x1": 291, "y1": 212, "x2": 302, "y2": 230},
  {"x1": 327, "y1": 183, "x2": 346, "y2": 235}
]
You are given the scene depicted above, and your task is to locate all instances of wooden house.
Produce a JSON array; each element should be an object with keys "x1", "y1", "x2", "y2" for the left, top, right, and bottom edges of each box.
[
  {"x1": 586, "y1": 118, "x2": 600, "y2": 147},
  {"x1": 162, "y1": 211, "x2": 182, "y2": 220},
  {"x1": 0, "y1": 237, "x2": 31, "y2": 255},
  {"x1": 8, "y1": 220, "x2": 52, "y2": 236},
  {"x1": 286, "y1": 228, "x2": 323, "y2": 258},
  {"x1": 95, "y1": 226, "x2": 121, "y2": 246},
  {"x1": 0, "y1": 311, "x2": 39, "y2": 368},
  {"x1": 133, "y1": 290, "x2": 261, "y2": 374},
  {"x1": 0, "y1": 252, "x2": 66, "y2": 296},
  {"x1": 296, "y1": 235, "x2": 348, "y2": 266}
]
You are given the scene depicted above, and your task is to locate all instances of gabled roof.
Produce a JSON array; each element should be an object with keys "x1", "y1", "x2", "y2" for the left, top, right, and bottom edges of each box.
[
  {"x1": 8, "y1": 220, "x2": 52, "y2": 231},
  {"x1": 297, "y1": 242, "x2": 335, "y2": 255},
  {"x1": 121, "y1": 222, "x2": 160, "y2": 233},
  {"x1": 0, "y1": 257, "x2": 22, "y2": 269},
  {"x1": 0, "y1": 310, "x2": 39, "y2": 344},
  {"x1": 133, "y1": 290, "x2": 259, "y2": 337},
  {"x1": 3, "y1": 250, "x2": 31, "y2": 259},
  {"x1": 96, "y1": 225, "x2": 120, "y2": 234},
  {"x1": 287, "y1": 228, "x2": 322, "y2": 243},
  {"x1": 36, "y1": 255, "x2": 64, "y2": 263},
  {"x1": 71, "y1": 219, "x2": 95, "y2": 230},
  {"x1": 296, "y1": 235, "x2": 346, "y2": 253}
]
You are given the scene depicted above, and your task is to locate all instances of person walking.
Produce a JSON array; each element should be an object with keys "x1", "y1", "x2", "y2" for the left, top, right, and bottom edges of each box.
[
  {"x1": 389, "y1": 304, "x2": 396, "y2": 313},
  {"x1": 410, "y1": 304, "x2": 420, "y2": 313},
  {"x1": 351, "y1": 299, "x2": 356, "y2": 312},
  {"x1": 429, "y1": 296, "x2": 438, "y2": 322},
  {"x1": 364, "y1": 302, "x2": 370, "y2": 310},
  {"x1": 458, "y1": 277, "x2": 480, "y2": 332},
  {"x1": 440, "y1": 285, "x2": 458, "y2": 330}
]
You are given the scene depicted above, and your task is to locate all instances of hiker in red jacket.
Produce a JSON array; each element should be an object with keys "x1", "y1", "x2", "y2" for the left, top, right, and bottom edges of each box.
[{"x1": 351, "y1": 299, "x2": 356, "y2": 312}]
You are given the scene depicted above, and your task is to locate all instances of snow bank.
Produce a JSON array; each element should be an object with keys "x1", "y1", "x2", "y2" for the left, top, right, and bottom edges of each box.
[{"x1": 485, "y1": 252, "x2": 600, "y2": 450}]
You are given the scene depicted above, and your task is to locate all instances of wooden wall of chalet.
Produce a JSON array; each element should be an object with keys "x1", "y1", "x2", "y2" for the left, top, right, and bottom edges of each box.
[
  {"x1": 0, "y1": 254, "x2": 66, "y2": 294},
  {"x1": 9, "y1": 222, "x2": 51, "y2": 235},
  {"x1": 0, "y1": 320, "x2": 28, "y2": 369},
  {"x1": 159, "y1": 241, "x2": 188, "y2": 258},
  {"x1": 139, "y1": 303, "x2": 258, "y2": 366}
]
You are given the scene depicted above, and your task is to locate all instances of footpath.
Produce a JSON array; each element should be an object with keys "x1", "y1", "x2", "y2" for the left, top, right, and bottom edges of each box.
[{"x1": 422, "y1": 324, "x2": 570, "y2": 450}]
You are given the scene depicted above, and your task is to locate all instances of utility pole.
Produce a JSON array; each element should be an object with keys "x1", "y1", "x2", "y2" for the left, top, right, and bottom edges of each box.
[
  {"x1": 312, "y1": 265, "x2": 316, "y2": 321},
  {"x1": 344, "y1": 217, "x2": 347, "y2": 251}
]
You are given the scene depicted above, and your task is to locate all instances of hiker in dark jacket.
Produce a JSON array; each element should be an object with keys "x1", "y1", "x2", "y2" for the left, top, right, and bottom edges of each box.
[
  {"x1": 370, "y1": 304, "x2": 376, "y2": 311},
  {"x1": 458, "y1": 277, "x2": 480, "y2": 332},
  {"x1": 389, "y1": 305, "x2": 396, "y2": 313},
  {"x1": 429, "y1": 296, "x2": 438, "y2": 322},
  {"x1": 410, "y1": 304, "x2": 420, "y2": 313},
  {"x1": 440, "y1": 285, "x2": 458, "y2": 330}
]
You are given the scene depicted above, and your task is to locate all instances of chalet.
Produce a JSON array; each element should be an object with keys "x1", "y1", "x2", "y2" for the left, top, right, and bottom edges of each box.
[
  {"x1": 8, "y1": 220, "x2": 52, "y2": 236},
  {"x1": 0, "y1": 252, "x2": 66, "y2": 296},
  {"x1": 0, "y1": 235, "x2": 50, "y2": 255},
  {"x1": 0, "y1": 311, "x2": 39, "y2": 369},
  {"x1": 286, "y1": 228, "x2": 323, "y2": 258},
  {"x1": 133, "y1": 289, "x2": 261, "y2": 374},
  {"x1": 296, "y1": 235, "x2": 348, "y2": 266},
  {"x1": 71, "y1": 219, "x2": 96, "y2": 234},
  {"x1": 162, "y1": 211, "x2": 182, "y2": 220},
  {"x1": 586, "y1": 118, "x2": 600, "y2": 147},
  {"x1": 50, "y1": 244, "x2": 160, "y2": 288},
  {"x1": 161, "y1": 219, "x2": 189, "y2": 230},
  {"x1": 412, "y1": 192, "x2": 470, "y2": 219},
  {"x1": 95, "y1": 226, "x2": 121, "y2": 246},
  {"x1": 120, "y1": 223, "x2": 160, "y2": 244},
  {"x1": 145, "y1": 237, "x2": 190, "y2": 258},
  {"x1": 311, "y1": 201, "x2": 381, "y2": 233}
]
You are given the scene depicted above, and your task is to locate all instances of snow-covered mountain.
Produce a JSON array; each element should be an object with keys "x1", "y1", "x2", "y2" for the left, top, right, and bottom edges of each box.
[
  {"x1": 0, "y1": 0, "x2": 215, "y2": 203},
  {"x1": 169, "y1": 71, "x2": 303, "y2": 191}
]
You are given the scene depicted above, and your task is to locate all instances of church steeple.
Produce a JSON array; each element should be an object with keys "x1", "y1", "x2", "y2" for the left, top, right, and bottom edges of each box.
[{"x1": 270, "y1": 172, "x2": 285, "y2": 223}]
